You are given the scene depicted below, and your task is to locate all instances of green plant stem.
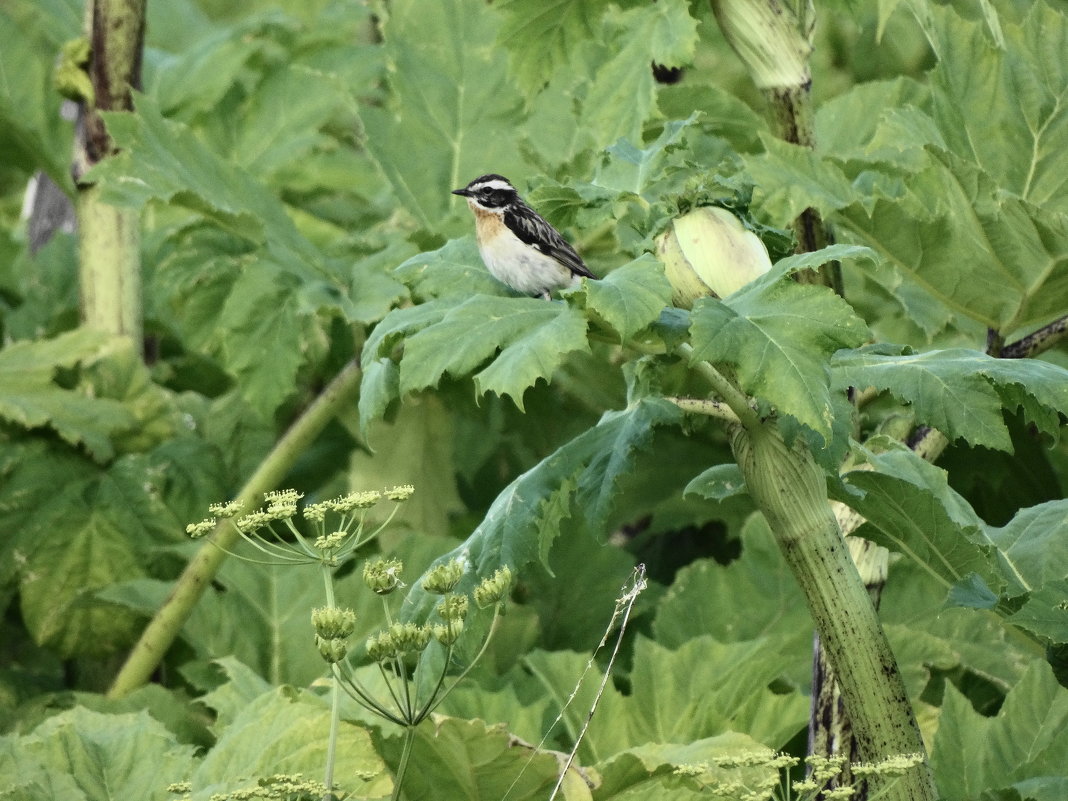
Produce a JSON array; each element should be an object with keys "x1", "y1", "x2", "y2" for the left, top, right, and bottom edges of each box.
[
  {"x1": 676, "y1": 343, "x2": 760, "y2": 428},
  {"x1": 418, "y1": 606, "x2": 502, "y2": 722},
  {"x1": 107, "y1": 358, "x2": 364, "y2": 699},
  {"x1": 391, "y1": 726, "x2": 417, "y2": 801},
  {"x1": 324, "y1": 665, "x2": 342, "y2": 801},
  {"x1": 665, "y1": 395, "x2": 741, "y2": 424},
  {"x1": 729, "y1": 423, "x2": 935, "y2": 801},
  {"x1": 75, "y1": 0, "x2": 147, "y2": 349},
  {"x1": 997, "y1": 313, "x2": 1068, "y2": 358},
  {"x1": 321, "y1": 566, "x2": 339, "y2": 801}
]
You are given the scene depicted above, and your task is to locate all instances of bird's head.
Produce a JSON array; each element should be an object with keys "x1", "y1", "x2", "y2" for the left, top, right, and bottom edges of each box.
[{"x1": 452, "y1": 174, "x2": 519, "y2": 213}]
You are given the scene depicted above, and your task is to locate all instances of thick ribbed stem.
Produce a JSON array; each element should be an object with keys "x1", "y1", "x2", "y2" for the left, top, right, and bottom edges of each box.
[{"x1": 729, "y1": 424, "x2": 935, "y2": 801}]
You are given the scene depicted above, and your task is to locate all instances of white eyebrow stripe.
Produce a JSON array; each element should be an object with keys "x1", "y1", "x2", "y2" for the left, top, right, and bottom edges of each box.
[{"x1": 474, "y1": 179, "x2": 514, "y2": 192}]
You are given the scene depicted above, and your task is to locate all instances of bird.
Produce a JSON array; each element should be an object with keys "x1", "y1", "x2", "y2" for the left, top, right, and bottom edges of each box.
[{"x1": 452, "y1": 174, "x2": 596, "y2": 299}]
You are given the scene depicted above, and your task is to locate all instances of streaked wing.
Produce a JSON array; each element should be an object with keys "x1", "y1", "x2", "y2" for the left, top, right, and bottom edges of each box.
[{"x1": 504, "y1": 204, "x2": 596, "y2": 279}]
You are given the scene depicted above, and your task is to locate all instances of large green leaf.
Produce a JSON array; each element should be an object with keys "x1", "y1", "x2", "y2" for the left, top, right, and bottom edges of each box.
[
  {"x1": 192, "y1": 688, "x2": 388, "y2": 798},
  {"x1": 395, "y1": 295, "x2": 591, "y2": 409},
  {"x1": 931, "y1": 661, "x2": 1068, "y2": 801},
  {"x1": 577, "y1": 255, "x2": 673, "y2": 341},
  {"x1": 400, "y1": 399, "x2": 682, "y2": 620},
  {"x1": 495, "y1": 0, "x2": 612, "y2": 97},
  {"x1": 689, "y1": 273, "x2": 869, "y2": 444},
  {"x1": 522, "y1": 634, "x2": 808, "y2": 763},
  {"x1": 746, "y1": 5, "x2": 1068, "y2": 334},
  {"x1": 90, "y1": 94, "x2": 323, "y2": 273},
  {"x1": 359, "y1": 0, "x2": 526, "y2": 228},
  {"x1": 652, "y1": 516, "x2": 811, "y2": 656},
  {"x1": 986, "y1": 501, "x2": 1068, "y2": 596},
  {"x1": 0, "y1": 331, "x2": 137, "y2": 463},
  {"x1": 924, "y1": 4, "x2": 1068, "y2": 214},
  {"x1": 0, "y1": 707, "x2": 195, "y2": 801},
  {"x1": 581, "y1": 0, "x2": 698, "y2": 149},
  {"x1": 831, "y1": 346, "x2": 1068, "y2": 451},
  {"x1": 832, "y1": 446, "x2": 998, "y2": 594}
]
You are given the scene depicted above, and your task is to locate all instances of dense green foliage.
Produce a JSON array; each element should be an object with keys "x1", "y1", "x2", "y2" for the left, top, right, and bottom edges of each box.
[{"x1": 1, "y1": 1, "x2": 1066, "y2": 799}]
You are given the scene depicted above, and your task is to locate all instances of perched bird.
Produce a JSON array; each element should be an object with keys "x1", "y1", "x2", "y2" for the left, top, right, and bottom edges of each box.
[{"x1": 452, "y1": 174, "x2": 596, "y2": 299}]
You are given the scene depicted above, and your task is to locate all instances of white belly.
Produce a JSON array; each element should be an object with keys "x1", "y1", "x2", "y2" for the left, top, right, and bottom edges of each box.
[{"x1": 478, "y1": 229, "x2": 579, "y2": 297}]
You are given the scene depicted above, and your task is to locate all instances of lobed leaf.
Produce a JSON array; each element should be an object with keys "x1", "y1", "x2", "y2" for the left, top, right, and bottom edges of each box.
[
  {"x1": 831, "y1": 346, "x2": 1068, "y2": 450},
  {"x1": 400, "y1": 399, "x2": 682, "y2": 620},
  {"x1": 360, "y1": 0, "x2": 525, "y2": 228},
  {"x1": 397, "y1": 295, "x2": 590, "y2": 409},
  {"x1": 0, "y1": 330, "x2": 139, "y2": 462},
  {"x1": 832, "y1": 446, "x2": 999, "y2": 594},
  {"x1": 0, "y1": 708, "x2": 195, "y2": 801},
  {"x1": 931, "y1": 661, "x2": 1068, "y2": 800},
  {"x1": 689, "y1": 276, "x2": 869, "y2": 445},
  {"x1": 577, "y1": 255, "x2": 673, "y2": 341}
]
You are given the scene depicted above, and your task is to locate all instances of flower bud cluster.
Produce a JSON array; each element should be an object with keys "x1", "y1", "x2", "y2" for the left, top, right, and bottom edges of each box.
[
  {"x1": 422, "y1": 557, "x2": 466, "y2": 594},
  {"x1": 474, "y1": 566, "x2": 513, "y2": 607},
  {"x1": 312, "y1": 606, "x2": 356, "y2": 664},
  {"x1": 364, "y1": 558, "x2": 405, "y2": 595},
  {"x1": 185, "y1": 518, "x2": 216, "y2": 538},
  {"x1": 365, "y1": 622, "x2": 434, "y2": 662}
]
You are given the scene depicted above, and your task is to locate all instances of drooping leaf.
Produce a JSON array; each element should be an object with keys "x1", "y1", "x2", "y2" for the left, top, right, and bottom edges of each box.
[
  {"x1": 0, "y1": 708, "x2": 196, "y2": 801},
  {"x1": 931, "y1": 661, "x2": 1068, "y2": 801},
  {"x1": 0, "y1": 330, "x2": 138, "y2": 462},
  {"x1": 831, "y1": 346, "x2": 1068, "y2": 451},
  {"x1": 689, "y1": 276, "x2": 869, "y2": 444},
  {"x1": 579, "y1": 255, "x2": 673, "y2": 341},
  {"x1": 832, "y1": 445, "x2": 998, "y2": 594},
  {"x1": 400, "y1": 399, "x2": 682, "y2": 620},
  {"x1": 397, "y1": 295, "x2": 590, "y2": 409}
]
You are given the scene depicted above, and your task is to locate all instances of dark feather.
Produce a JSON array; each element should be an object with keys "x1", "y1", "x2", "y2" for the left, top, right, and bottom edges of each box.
[{"x1": 504, "y1": 202, "x2": 596, "y2": 279}]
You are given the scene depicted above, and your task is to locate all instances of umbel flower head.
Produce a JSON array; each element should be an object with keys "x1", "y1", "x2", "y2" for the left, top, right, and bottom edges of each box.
[
  {"x1": 185, "y1": 484, "x2": 414, "y2": 566},
  {"x1": 422, "y1": 557, "x2": 466, "y2": 594},
  {"x1": 364, "y1": 558, "x2": 405, "y2": 595},
  {"x1": 474, "y1": 566, "x2": 513, "y2": 607}
]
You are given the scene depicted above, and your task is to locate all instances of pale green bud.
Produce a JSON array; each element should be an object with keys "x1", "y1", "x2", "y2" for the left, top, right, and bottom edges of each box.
[
  {"x1": 388, "y1": 622, "x2": 432, "y2": 653},
  {"x1": 316, "y1": 636, "x2": 348, "y2": 663},
  {"x1": 385, "y1": 484, "x2": 415, "y2": 501},
  {"x1": 655, "y1": 206, "x2": 773, "y2": 307},
  {"x1": 315, "y1": 530, "x2": 347, "y2": 551},
  {"x1": 330, "y1": 490, "x2": 381, "y2": 512},
  {"x1": 473, "y1": 566, "x2": 513, "y2": 608},
  {"x1": 235, "y1": 509, "x2": 271, "y2": 534},
  {"x1": 208, "y1": 500, "x2": 244, "y2": 518},
  {"x1": 185, "y1": 518, "x2": 216, "y2": 538},
  {"x1": 363, "y1": 558, "x2": 405, "y2": 595},
  {"x1": 432, "y1": 619, "x2": 464, "y2": 646},
  {"x1": 311, "y1": 606, "x2": 356, "y2": 639},
  {"x1": 422, "y1": 557, "x2": 466, "y2": 594},
  {"x1": 436, "y1": 594, "x2": 468, "y2": 621},
  {"x1": 366, "y1": 631, "x2": 397, "y2": 662}
]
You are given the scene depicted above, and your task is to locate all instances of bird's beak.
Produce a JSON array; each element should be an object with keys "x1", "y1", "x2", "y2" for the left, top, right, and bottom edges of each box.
[{"x1": 452, "y1": 188, "x2": 471, "y2": 197}]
